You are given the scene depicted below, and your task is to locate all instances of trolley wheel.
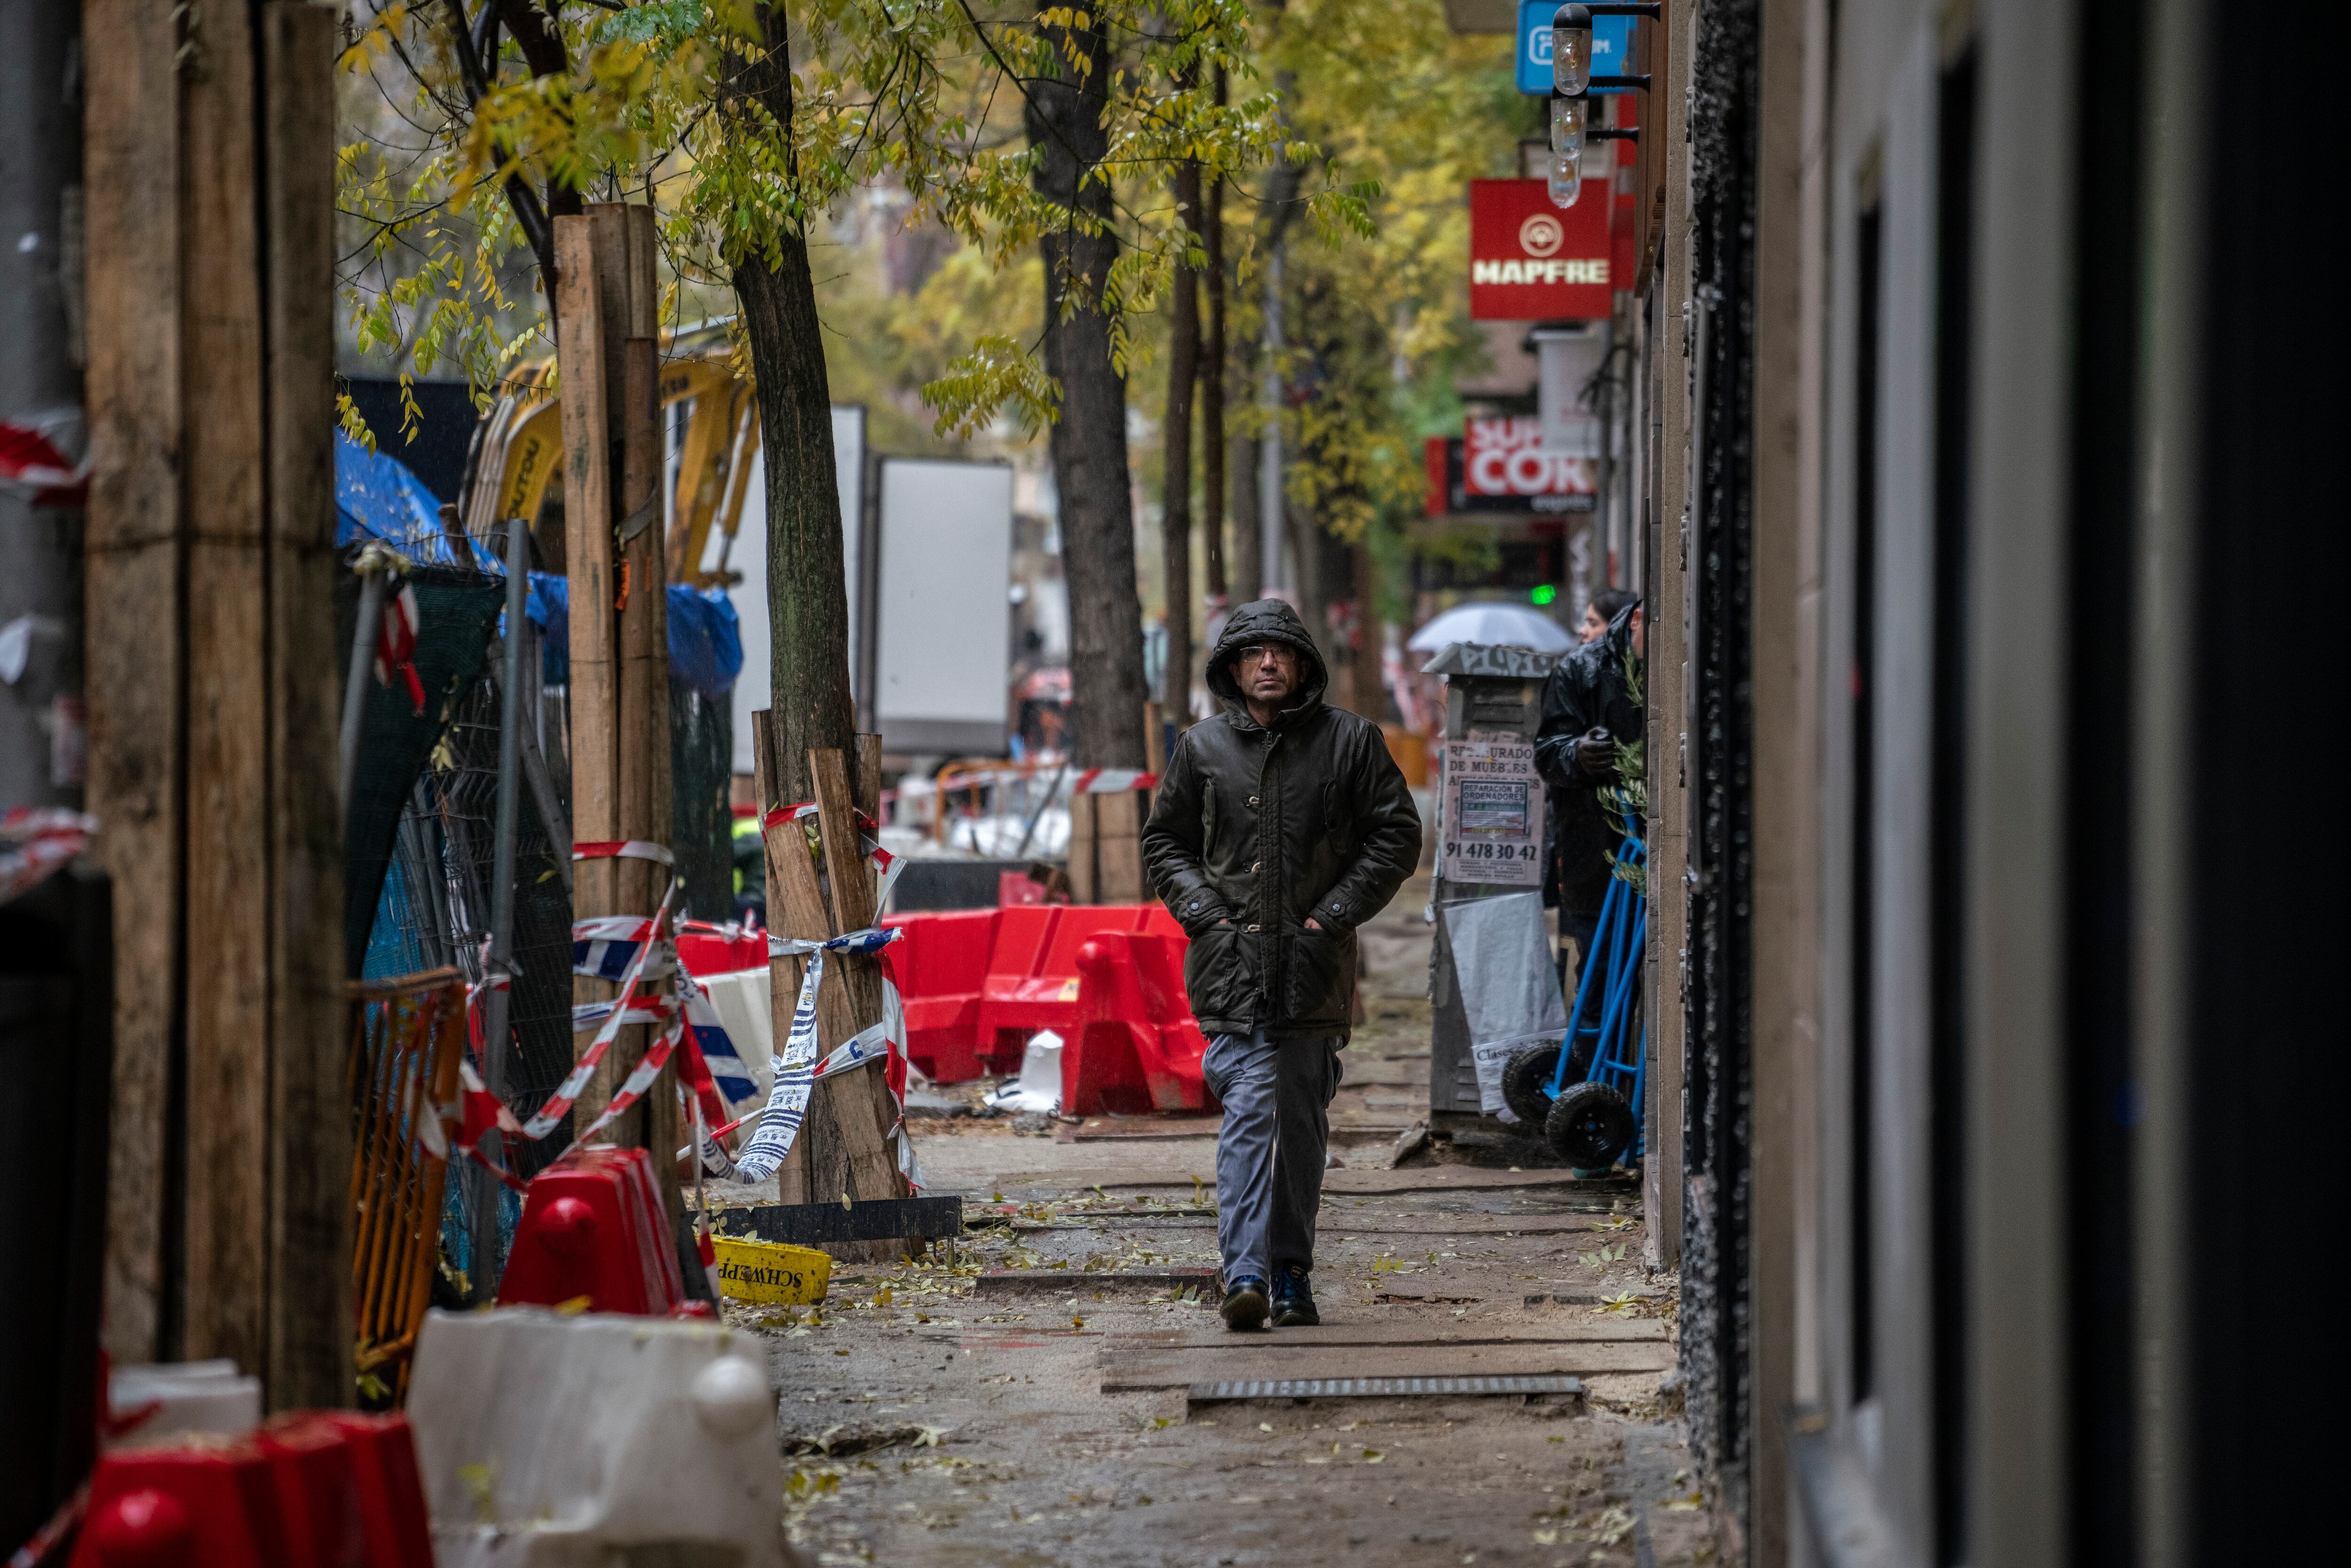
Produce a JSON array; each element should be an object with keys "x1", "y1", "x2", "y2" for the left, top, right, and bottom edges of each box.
[
  {"x1": 1502, "y1": 1045, "x2": 1565, "y2": 1126},
  {"x1": 1544, "y1": 1081, "x2": 1636, "y2": 1170}
]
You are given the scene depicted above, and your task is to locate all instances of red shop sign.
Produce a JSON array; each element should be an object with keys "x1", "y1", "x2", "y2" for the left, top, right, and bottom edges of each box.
[{"x1": 1467, "y1": 178, "x2": 1614, "y2": 322}]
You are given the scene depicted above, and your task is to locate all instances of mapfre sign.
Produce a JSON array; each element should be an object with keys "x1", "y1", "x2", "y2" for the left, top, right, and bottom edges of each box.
[{"x1": 1468, "y1": 179, "x2": 1614, "y2": 321}]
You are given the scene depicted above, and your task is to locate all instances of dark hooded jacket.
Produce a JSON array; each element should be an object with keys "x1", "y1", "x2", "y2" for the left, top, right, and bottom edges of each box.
[
  {"x1": 1534, "y1": 600, "x2": 1645, "y2": 917},
  {"x1": 1141, "y1": 599, "x2": 1423, "y2": 1043}
]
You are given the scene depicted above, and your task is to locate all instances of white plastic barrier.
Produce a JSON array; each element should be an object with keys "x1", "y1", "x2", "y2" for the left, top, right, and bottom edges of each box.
[
  {"x1": 693, "y1": 964, "x2": 775, "y2": 1099},
  {"x1": 406, "y1": 1308, "x2": 786, "y2": 1568},
  {"x1": 107, "y1": 1360, "x2": 261, "y2": 1449}
]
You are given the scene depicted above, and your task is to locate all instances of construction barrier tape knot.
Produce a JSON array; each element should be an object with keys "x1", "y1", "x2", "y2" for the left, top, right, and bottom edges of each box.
[{"x1": 732, "y1": 928, "x2": 914, "y2": 1186}]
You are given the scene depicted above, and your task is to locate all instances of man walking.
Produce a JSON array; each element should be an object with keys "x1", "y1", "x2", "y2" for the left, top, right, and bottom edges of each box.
[{"x1": 1144, "y1": 600, "x2": 1423, "y2": 1331}]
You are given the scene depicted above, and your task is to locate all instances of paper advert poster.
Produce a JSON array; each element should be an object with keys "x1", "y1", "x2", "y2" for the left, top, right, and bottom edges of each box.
[{"x1": 1441, "y1": 739, "x2": 1544, "y2": 887}]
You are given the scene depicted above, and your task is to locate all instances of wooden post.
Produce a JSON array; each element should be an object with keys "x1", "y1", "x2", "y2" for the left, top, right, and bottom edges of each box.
[
  {"x1": 617, "y1": 214, "x2": 680, "y2": 1218},
  {"x1": 752, "y1": 717, "x2": 815, "y2": 1206},
  {"x1": 748, "y1": 717, "x2": 907, "y2": 1254},
  {"x1": 558, "y1": 203, "x2": 678, "y2": 1227},
  {"x1": 85, "y1": 0, "x2": 344, "y2": 1407},
  {"x1": 808, "y1": 747, "x2": 907, "y2": 1198},
  {"x1": 260, "y1": 4, "x2": 350, "y2": 1407},
  {"x1": 85, "y1": 0, "x2": 186, "y2": 1375},
  {"x1": 1066, "y1": 792, "x2": 1097, "y2": 904},
  {"x1": 555, "y1": 216, "x2": 620, "y2": 1133},
  {"x1": 1094, "y1": 789, "x2": 1144, "y2": 903}
]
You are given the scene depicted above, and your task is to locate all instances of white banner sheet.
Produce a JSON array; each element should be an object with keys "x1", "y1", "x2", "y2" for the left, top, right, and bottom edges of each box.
[{"x1": 1440, "y1": 890, "x2": 1569, "y2": 1115}]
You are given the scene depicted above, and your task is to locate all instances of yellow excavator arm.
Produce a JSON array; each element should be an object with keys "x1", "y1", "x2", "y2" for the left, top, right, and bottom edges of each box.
[{"x1": 461, "y1": 326, "x2": 759, "y2": 590}]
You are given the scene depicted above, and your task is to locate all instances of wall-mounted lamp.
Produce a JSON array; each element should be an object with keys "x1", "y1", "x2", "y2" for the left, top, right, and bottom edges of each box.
[
  {"x1": 1552, "y1": 4, "x2": 1593, "y2": 95},
  {"x1": 1545, "y1": 1, "x2": 1659, "y2": 207}
]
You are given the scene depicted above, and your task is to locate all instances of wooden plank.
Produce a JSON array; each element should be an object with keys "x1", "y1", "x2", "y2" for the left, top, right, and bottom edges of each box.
[
  {"x1": 607, "y1": 331, "x2": 666, "y2": 1165},
  {"x1": 806, "y1": 749, "x2": 903, "y2": 1204},
  {"x1": 626, "y1": 332, "x2": 678, "y2": 1215},
  {"x1": 1105, "y1": 1321, "x2": 1672, "y2": 1351},
  {"x1": 555, "y1": 216, "x2": 620, "y2": 1128},
  {"x1": 1098, "y1": 1342, "x2": 1675, "y2": 1393},
  {"x1": 711, "y1": 1197, "x2": 962, "y2": 1246},
  {"x1": 623, "y1": 202, "x2": 659, "y2": 336},
  {"x1": 1066, "y1": 791, "x2": 1097, "y2": 903},
  {"x1": 846, "y1": 733, "x2": 910, "y2": 1187},
  {"x1": 751, "y1": 715, "x2": 812, "y2": 1206},
  {"x1": 1095, "y1": 789, "x2": 1144, "y2": 902},
  {"x1": 975, "y1": 1268, "x2": 1216, "y2": 1297},
  {"x1": 83, "y1": 0, "x2": 184, "y2": 1371},
  {"x1": 260, "y1": 0, "x2": 349, "y2": 1413},
  {"x1": 179, "y1": 0, "x2": 273, "y2": 1381}
]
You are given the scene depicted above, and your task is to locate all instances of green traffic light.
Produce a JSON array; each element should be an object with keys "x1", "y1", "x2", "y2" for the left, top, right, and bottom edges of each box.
[{"x1": 1531, "y1": 584, "x2": 1559, "y2": 607}]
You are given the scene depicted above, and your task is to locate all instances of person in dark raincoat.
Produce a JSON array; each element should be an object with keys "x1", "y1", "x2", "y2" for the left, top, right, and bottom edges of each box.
[
  {"x1": 1142, "y1": 599, "x2": 1423, "y2": 1331},
  {"x1": 1535, "y1": 598, "x2": 1645, "y2": 984}
]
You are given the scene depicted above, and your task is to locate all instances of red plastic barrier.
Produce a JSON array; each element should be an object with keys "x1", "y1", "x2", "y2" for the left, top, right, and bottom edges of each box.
[
  {"x1": 675, "y1": 922, "x2": 764, "y2": 976},
  {"x1": 881, "y1": 903, "x2": 1186, "y2": 1084},
  {"x1": 882, "y1": 906, "x2": 1000, "y2": 1083},
  {"x1": 70, "y1": 1412, "x2": 431, "y2": 1568},
  {"x1": 880, "y1": 902, "x2": 1211, "y2": 1114},
  {"x1": 1066, "y1": 931, "x2": 1219, "y2": 1115},
  {"x1": 497, "y1": 1146, "x2": 685, "y2": 1315}
]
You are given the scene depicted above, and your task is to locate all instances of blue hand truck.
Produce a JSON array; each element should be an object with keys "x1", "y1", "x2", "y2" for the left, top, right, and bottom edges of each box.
[{"x1": 1501, "y1": 809, "x2": 1646, "y2": 1170}]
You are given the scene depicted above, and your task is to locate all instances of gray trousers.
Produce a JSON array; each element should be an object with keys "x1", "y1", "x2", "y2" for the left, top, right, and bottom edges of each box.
[{"x1": 1202, "y1": 1027, "x2": 1343, "y2": 1284}]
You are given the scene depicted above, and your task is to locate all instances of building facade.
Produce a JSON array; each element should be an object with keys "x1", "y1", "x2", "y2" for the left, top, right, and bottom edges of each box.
[{"x1": 1602, "y1": 0, "x2": 2336, "y2": 1560}]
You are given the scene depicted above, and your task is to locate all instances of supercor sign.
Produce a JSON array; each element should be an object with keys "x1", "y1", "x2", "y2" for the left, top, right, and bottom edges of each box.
[{"x1": 1468, "y1": 178, "x2": 1614, "y2": 322}]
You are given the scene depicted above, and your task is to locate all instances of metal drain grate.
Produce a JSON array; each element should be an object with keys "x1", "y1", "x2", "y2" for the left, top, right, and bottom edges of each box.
[{"x1": 1187, "y1": 1375, "x2": 1585, "y2": 1403}]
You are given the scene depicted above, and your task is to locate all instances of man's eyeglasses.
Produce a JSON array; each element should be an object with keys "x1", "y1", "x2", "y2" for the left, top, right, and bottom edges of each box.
[{"x1": 1237, "y1": 644, "x2": 1296, "y2": 669}]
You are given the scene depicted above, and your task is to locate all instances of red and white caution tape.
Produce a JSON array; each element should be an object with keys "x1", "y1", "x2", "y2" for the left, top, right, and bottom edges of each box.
[
  {"x1": 1, "y1": 807, "x2": 95, "y2": 906},
  {"x1": 761, "y1": 801, "x2": 882, "y2": 831},
  {"x1": 729, "y1": 927, "x2": 923, "y2": 1190},
  {"x1": 525, "y1": 883, "x2": 676, "y2": 1140},
  {"x1": 571, "y1": 994, "x2": 677, "y2": 1032},
  {"x1": 755, "y1": 799, "x2": 908, "y2": 910},
  {"x1": 1072, "y1": 768, "x2": 1158, "y2": 794},
  {"x1": 575, "y1": 914, "x2": 675, "y2": 982},
  {"x1": 375, "y1": 582, "x2": 424, "y2": 716},
  {"x1": 730, "y1": 929, "x2": 898, "y2": 1183},
  {"x1": 573, "y1": 839, "x2": 676, "y2": 866},
  {"x1": 0, "y1": 408, "x2": 89, "y2": 509},
  {"x1": 562, "y1": 1014, "x2": 684, "y2": 1153}
]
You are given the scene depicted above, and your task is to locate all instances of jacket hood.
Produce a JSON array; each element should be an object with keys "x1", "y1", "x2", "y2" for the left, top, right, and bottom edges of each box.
[
  {"x1": 1601, "y1": 597, "x2": 1640, "y2": 662},
  {"x1": 1206, "y1": 598, "x2": 1329, "y2": 724}
]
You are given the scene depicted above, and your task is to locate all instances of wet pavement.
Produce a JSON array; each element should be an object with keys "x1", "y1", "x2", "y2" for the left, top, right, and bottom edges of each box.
[{"x1": 715, "y1": 878, "x2": 1717, "y2": 1567}]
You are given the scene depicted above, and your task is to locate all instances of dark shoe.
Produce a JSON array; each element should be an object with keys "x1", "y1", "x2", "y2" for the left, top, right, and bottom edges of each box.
[
  {"x1": 1221, "y1": 1276, "x2": 1271, "y2": 1331},
  {"x1": 1270, "y1": 1267, "x2": 1320, "y2": 1327}
]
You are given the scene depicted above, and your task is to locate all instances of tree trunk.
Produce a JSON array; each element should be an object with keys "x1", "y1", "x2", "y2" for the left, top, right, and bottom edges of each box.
[
  {"x1": 728, "y1": 15, "x2": 855, "y2": 804},
  {"x1": 1200, "y1": 71, "x2": 1228, "y2": 610},
  {"x1": 1027, "y1": 2, "x2": 1148, "y2": 769},
  {"x1": 1229, "y1": 430, "x2": 1261, "y2": 603},
  {"x1": 1352, "y1": 531, "x2": 1386, "y2": 720},
  {"x1": 727, "y1": 7, "x2": 861, "y2": 1195},
  {"x1": 734, "y1": 244, "x2": 855, "y2": 800},
  {"x1": 1164, "y1": 158, "x2": 1200, "y2": 729},
  {"x1": 1230, "y1": 143, "x2": 1308, "y2": 609}
]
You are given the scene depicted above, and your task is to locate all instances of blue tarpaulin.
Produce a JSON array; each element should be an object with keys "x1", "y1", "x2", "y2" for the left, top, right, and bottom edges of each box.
[
  {"x1": 525, "y1": 574, "x2": 743, "y2": 701},
  {"x1": 335, "y1": 430, "x2": 743, "y2": 697},
  {"x1": 335, "y1": 430, "x2": 473, "y2": 567}
]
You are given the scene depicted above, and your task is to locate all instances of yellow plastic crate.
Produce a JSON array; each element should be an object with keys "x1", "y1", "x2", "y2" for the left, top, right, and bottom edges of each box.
[{"x1": 710, "y1": 1235, "x2": 833, "y2": 1305}]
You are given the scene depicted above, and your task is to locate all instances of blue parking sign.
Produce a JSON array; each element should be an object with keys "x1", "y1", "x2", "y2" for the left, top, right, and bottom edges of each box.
[{"x1": 1515, "y1": 1, "x2": 1638, "y2": 95}]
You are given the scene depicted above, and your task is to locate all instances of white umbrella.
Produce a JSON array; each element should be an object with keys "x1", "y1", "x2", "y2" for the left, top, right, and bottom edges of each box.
[{"x1": 1405, "y1": 601, "x2": 1578, "y2": 654}]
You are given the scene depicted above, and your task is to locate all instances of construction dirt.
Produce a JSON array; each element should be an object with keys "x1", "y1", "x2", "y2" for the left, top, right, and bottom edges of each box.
[{"x1": 718, "y1": 876, "x2": 1718, "y2": 1567}]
